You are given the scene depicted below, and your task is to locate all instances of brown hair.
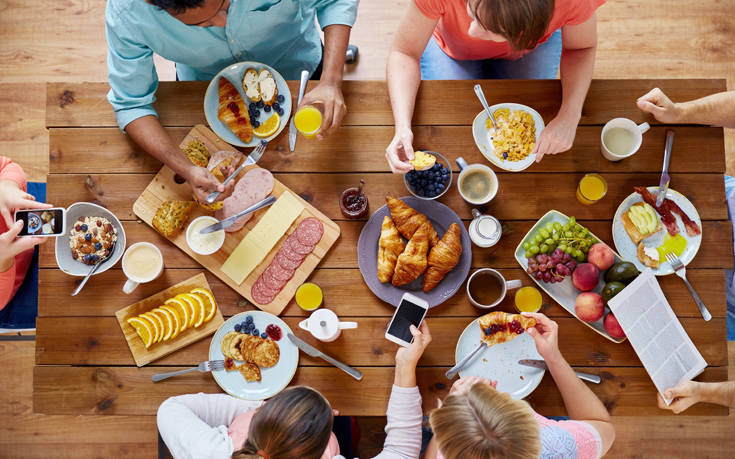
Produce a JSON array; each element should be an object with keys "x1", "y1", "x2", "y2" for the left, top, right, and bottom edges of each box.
[
  {"x1": 232, "y1": 386, "x2": 333, "y2": 459},
  {"x1": 429, "y1": 383, "x2": 541, "y2": 459},
  {"x1": 468, "y1": 0, "x2": 555, "y2": 51}
]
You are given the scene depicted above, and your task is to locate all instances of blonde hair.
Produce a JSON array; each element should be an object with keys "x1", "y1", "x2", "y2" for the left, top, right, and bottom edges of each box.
[
  {"x1": 429, "y1": 383, "x2": 541, "y2": 459},
  {"x1": 232, "y1": 386, "x2": 333, "y2": 459}
]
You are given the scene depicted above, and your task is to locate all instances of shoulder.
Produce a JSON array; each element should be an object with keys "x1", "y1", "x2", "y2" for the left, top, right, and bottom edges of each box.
[
  {"x1": 106, "y1": 0, "x2": 160, "y2": 27},
  {"x1": 412, "y1": 0, "x2": 449, "y2": 19},
  {"x1": 555, "y1": 0, "x2": 606, "y2": 26}
]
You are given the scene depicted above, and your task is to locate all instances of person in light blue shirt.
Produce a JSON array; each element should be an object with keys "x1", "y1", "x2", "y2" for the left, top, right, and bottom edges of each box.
[{"x1": 106, "y1": 0, "x2": 359, "y2": 203}]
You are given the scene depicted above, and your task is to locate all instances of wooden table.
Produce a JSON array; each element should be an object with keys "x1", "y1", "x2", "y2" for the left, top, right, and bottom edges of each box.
[{"x1": 35, "y1": 79, "x2": 731, "y2": 417}]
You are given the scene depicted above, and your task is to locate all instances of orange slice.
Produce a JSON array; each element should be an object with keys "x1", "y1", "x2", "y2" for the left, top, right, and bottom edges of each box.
[
  {"x1": 160, "y1": 305, "x2": 182, "y2": 339},
  {"x1": 174, "y1": 294, "x2": 197, "y2": 328},
  {"x1": 190, "y1": 288, "x2": 217, "y2": 323},
  {"x1": 253, "y1": 113, "x2": 280, "y2": 138},
  {"x1": 151, "y1": 308, "x2": 173, "y2": 341},
  {"x1": 183, "y1": 293, "x2": 205, "y2": 328},
  {"x1": 140, "y1": 312, "x2": 162, "y2": 343},
  {"x1": 127, "y1": 316, "x2": 154, "y2": 348},
  {"x1": 165, "y1": 298, "x2": 190, "y2": 332}
]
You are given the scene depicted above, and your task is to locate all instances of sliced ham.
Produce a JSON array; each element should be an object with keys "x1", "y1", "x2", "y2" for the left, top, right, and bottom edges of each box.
[{"x1": 216, "y1": 168, "x2": 274, "y2": 233}]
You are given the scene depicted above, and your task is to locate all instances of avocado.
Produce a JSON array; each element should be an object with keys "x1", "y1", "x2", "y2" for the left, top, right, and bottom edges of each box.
[
  {"x1": 605, "y1": 262, "x2": 640, "y2": 284},
  {"x1": 601, "y1": 281, "x2": 627, "y2": 306}
]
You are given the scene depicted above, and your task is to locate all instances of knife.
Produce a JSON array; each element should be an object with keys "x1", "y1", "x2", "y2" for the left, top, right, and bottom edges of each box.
[
  {"x1": 199, "y1": 195, "x2": 276, "y2": 234},
  {"x1": 518, "y1": 359, "x2": 601, "y2": 384},
  {"x1": 446, "y1": 342, "x2": 485, "y2": 380},
  {"x1": 289, "y1": 70, "x2": 310, "y2": 152},
  {"x1": 656, "y1": 129, "x2": 674, "y2": 206},
  {"x1": 287, "y1": 333, "x2": 363, "y2": 380}
]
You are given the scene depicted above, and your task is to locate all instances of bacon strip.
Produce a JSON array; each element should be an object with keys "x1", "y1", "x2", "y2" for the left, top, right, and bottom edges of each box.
[{"x1": 633, "y1": 186, "x2": 700, "y2": 237}]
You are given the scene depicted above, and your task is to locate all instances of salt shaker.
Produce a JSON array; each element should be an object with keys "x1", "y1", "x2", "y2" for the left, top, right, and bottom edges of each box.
[{"x1": 468, "y1": 209, "x2": 501, "y2": 248}]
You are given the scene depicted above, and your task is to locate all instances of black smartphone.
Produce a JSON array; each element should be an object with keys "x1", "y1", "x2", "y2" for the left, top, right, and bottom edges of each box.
[
  {"x1": 14, "y1": 208, "x2": 66, "y2": 237},
  {"x1": 385, "y1": 293, "x2": 429, "y2": 347}
]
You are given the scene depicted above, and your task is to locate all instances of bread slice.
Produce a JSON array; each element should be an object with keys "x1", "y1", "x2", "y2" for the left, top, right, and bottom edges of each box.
[
  {"x1": 258, "y1": 69, "x2": 278, "y2": 106},
  {"x1": 637, "y1": 242, "x2": 660, "y2": 268},
  {"x1": 242, "y1": 68, "x2": 261, "y2": 102},
  {"x1": 621, "y1": 202, "x2": 663, "y2": 244}
]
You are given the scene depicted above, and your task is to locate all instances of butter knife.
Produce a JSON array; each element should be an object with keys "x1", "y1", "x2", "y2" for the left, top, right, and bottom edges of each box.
[
  {"x1": 656, "y1": 130, "x2": 674, "y2": 206},
  {"x1": 287, "y1": 333, "x2": 363, "y2": 380},
  {"x1": 446, "y1": 342, "x2": 485, "y2": 380},
  {"x1": 289, "y1": 70, "x2": 310, "y2": 152},
  {"x1": 518, "y1": 359, "x2": 601, "y2": 384},
  {"x1": 199, "y1": 195, "x2": 276, "y2": 234}
]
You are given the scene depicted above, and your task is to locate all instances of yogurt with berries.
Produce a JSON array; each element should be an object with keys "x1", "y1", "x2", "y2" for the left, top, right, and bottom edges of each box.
[{"x1": 69, "y1": 216, "x2": 117, "y2": 265}]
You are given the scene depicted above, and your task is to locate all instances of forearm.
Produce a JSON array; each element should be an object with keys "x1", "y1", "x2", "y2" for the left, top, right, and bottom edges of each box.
[
  {"x1": 699, "y1": 380, "x2": 735, "y2": 408},
  {"x1": 125, "y1": 116, "x2": 192, "y2": 178},
  {"x1": 546, "y1": 352, "x2": 610, "y2": 422},
  {"x1": 557, "y1": 46, "x2": 596, "y2": 121},
  {"x1": 677, "y1": 91, "x2": 735, "y2": 128},
  {"x1": 320, "y1": 24, "x2": 351, "y2": 86},
  {"x1": 393, "y1": 361, "x2": 417, "y2": 388},
  {"x1": 387, "y1": 50, "x2": 422, "y2": 131}
]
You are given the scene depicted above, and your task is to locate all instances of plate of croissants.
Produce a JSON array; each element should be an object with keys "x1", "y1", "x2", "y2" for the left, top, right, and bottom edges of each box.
[{"x1": 357, "y1": 196, "x2": 472, "y2": 307}]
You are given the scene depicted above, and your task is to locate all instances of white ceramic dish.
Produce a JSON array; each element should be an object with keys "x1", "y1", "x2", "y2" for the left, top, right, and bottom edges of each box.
[
  {"x1": 204, "y1": 61, "x2": 292, "y2": 147},
  {"x1": 55, "y1": 202, "x2": 126, "y2": 276},
  {"x1": 186, "y1": 216, "x2": 225, "y2": 256},
  {"x1": 209, "y1": 311, "x2": 299, "y2": 400},
  {"x1": 612, "y1": 187, "x2": 702, "y2": 276},
  {"x1": 455, "y1": 318, "x2": 544, "y2": 399},
  {"x1": 471, "y1": 103, "x2": 544, "y2": 172}
]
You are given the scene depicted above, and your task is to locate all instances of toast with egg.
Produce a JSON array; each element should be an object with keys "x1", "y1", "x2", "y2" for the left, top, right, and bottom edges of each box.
[
  {"x1": 637, "y1": 242, "x2": 660, "y2": 268},
  {"x1": 621, "y1": 202, "x2": 663, "y2": 244}
]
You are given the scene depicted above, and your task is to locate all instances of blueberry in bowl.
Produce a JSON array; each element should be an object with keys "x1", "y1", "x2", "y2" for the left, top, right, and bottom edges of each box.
[{"x1": 403, "y1": 151, "x2": 452, "y2": 200}]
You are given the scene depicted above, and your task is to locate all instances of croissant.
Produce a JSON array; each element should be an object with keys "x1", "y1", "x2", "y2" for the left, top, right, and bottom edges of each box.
[
  {"x1": 385, "y1": 196, "x2": 439, "y2": 246},
  {"x1": 392, "y1": 222, "x2": 430, "y2": 287},
  {"x1": 218, "y1": 77, "x2": 252, "y2": 143},
  {"x1": 423, "y1": 223, "x2": 462, "y2": 292},
  {"x1": 378, "y1": 216, "x2": 405, "y2": 283}
]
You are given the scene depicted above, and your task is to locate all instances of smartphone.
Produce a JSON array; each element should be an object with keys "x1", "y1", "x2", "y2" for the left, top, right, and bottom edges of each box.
[
  {"x1": 385, "y1": 292, "x2": 429, "y2": 347},
  {"x1": 14, "y1": 208, "x2": 66, "y2": 237}
]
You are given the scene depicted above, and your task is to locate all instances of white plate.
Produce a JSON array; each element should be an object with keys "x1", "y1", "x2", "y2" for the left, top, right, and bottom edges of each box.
[
  {"x1": 612, "y1": 186, "x2": 702, "y2": 276},
  {"x1": 455, "y1": 318, "x2": 544, "y2": 399},
  {"x1": 209, "y1": 311, "x2": 298, "y2": 400},
  {"x1": 204, "y1": 61, "x2": 292, "y2": 147},
  {"x1": 471, "y1": 103, "x2": 544, "y2": 172}
]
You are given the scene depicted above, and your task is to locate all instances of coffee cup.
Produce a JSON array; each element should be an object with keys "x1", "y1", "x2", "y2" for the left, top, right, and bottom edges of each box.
[
  {"x1": 600, "y1": 118, "x2": 650, "y2": 161},
  {"x1": 122, "y1": 242, "x2": 164, "y2": 294},
  {"x1": 298, "y1": 309, "x2": 357, "y2": 342},
  {"x1": 466, "y1": 268, "x2": 522, "y2": 309},
  {"x1": 456, "y1": 157, "x2": 498, "y2": 205}
]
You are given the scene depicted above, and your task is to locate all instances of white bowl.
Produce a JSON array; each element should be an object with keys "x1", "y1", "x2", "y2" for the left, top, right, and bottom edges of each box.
[
  {"x1": 55, "y1": 202, "x2": 126, "y2": 276},
  {"x1": 186, "y1": 216, "x2": 226, "y2": 255}
]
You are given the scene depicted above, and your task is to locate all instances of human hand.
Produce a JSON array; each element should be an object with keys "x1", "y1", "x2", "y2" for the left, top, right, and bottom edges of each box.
[
  {"x1": 186, "y1": 166, "x2": 234, "y2": 204},
  {"x1": 532, "y1": 114, "x2": 580, "y2": 163},
  {"x1": 522, "y1": 312, "x2": 561, "y2": 361},
  {"x1": 448, "y1": 376, "x2": 497, "y2": 396},
  {"x1": 636, "y1": 88, "x2": 681, "y2": 124},
  {"x1": 385, "y1": 128, "x2": 415, "y2": 174},
  {"x1": 0, "y1": 179, "x2": 53, "y2": 228},
  {"x1": 0, "y1": 220, "x2": 46, "y2": 272},
  {"x1": 301, "y1": 82, "x2": 347, "y2": 140},
  {"x1": 395, "y1": 322, "x2": 432, "y2": 368},
  {"x1": 657, "y1": 380, "x2": 703, "y2": 414}
]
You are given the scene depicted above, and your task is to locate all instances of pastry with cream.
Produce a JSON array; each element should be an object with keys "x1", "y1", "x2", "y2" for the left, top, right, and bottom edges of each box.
[{"x1": 637, "y1": 242, "x2": 660, "y2": 268}]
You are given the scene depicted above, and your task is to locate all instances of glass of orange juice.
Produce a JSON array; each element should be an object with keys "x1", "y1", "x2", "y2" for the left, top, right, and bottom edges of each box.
[
  {"x1": 576, "y1": 173, "x2": 607, "y2": 205},
  {"x1": 514, "y1": 286, "x2": 542, "y2": 313},
  {"x1": 293, "y1": 104, "x2": 323, "y2": 138}
]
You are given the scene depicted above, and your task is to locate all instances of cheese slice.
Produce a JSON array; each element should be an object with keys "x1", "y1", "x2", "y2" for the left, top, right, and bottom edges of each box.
[{"x1": 221, "y1": 191, "x2": 304, "y2": 284}]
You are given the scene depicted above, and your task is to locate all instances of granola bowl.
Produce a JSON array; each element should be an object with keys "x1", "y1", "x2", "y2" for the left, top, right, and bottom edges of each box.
[{"x1": 55, "y1": 202, "x2": 126, "y2": 276}]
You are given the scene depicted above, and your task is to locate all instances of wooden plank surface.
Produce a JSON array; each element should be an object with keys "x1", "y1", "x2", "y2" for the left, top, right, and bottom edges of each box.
[{"x1": 46, "y1": 80, "x2": 727, "y2": 128}]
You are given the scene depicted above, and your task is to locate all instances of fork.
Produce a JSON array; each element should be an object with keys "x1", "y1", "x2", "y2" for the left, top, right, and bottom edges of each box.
[
  {"x1": 205, "y1": 141, "x2": 267, "y2": 204},
  {"x1": 665, "y1": 252, "x2": 711, "y2": 321},
  {"x1": 152, "y1": 360, "x2": 225, "y2": 382}
]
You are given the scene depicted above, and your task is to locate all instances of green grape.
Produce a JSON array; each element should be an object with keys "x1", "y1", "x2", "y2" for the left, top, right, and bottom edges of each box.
[
  {"x1": 522, "y1": 241, "x2": 530, "y2": 250},
  {"x1": 534, "y1": 234, "x2": 544, "y2": 244},
  {"x1": 552, "y1": 233, "x2": 560, "y2": 241},
  {"x1": 553, "y1": 222, "x2": 562, "y2": 230},
  {"x1": 557, "y1": 244, "x2": 567, "y2": 252},
  {"x1": 540, "y1": 244, "x2": 549, "y2": 253},
  {"x1": 564, "y1": 231, "x2": 573, "y2": 238},
  {"x1": 545, "y1": 222, "x2": 554, "y2": 231},
  {"x1": 574, "y1": 223, "x2": 583, "y2": 231},
  {"x1": 573, "y1": 249, "x2": 583, "y2": 258},
  {"x1": 564, "y1": 246, "x2": 574, "y2": 254},
  {"x1": 582, "y1": 246, "x2": 589, "y2": 253},
  {"x1": 525, "y1": 250, "x2": 533, "y2": 258},
  {"x1": 530, "y1": 246, "x2": 540, "y2": 255},
  {"x1": 544, "y1": 238, "x2": 554, "y2": 245},
  {"x1": 576, "y1": 253, "x2": 585, "y2": 262},
  {"x1": 569, "y1": 216, "x2": 576, "y2": 225},
  {"x1": 579, "y1": 227, "x2": 589, "y2": 236},
  {"x1": 539, "y1": 229, "x2": 550, "y2": 239}
]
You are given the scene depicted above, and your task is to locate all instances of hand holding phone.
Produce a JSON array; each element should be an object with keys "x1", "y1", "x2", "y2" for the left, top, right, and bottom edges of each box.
[
  {"x1": 385, "y1": 292, "x2": 429, "y2": 347},
  {"x1": 0, "y1": 220, "x2": 47, "y2": 272},
  {"x1": 0, "y1": 180, "x2": 53, "y2": 228},
  {"x1": 13, "y1": 208, "x2": 66, "y2": 237}
]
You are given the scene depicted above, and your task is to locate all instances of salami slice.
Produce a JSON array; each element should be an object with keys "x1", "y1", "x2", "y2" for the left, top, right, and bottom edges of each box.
[
  {"x1": 274, "y1": 250, "x2": 302, "y2": 271},
  {"x1": 281, "y1": 243, "x2": 306, "y2": 262},
  {"x1": 260, "y1": 268, "x2": 284, "y2": 291},
  {"x1": 286, "y1": 235, "x2": 314, "y2": 256},
  {"x1": 251, "y1": 279, "x2": 278, "y2": 305},
  {"x1": 295, "y1": 218, "x2": 324, "y2": 246},
  {"x1": 266, "y1": 263, "x2": 294, "y2": 283}
]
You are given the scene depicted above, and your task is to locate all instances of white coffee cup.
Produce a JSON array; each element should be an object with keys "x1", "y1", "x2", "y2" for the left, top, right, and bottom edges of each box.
[
  {"x1": 600, "y1": 118, "x2": 650, "y2": 161},
  {"x1": 466, "y1": 268, "x2": 522, "y2": 309},
  {"x1": 122, "y1": 242, "x2": 164, "y2": 294},
  {"x1": 298, "y1": 309, "x2": 357, "y2": 342},
  {"x1": 455, "y1": 157, "x2": 498, "y2": 205}
]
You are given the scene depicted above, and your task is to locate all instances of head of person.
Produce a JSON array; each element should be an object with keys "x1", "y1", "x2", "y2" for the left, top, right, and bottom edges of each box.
[
  {"x1": 466, "y1": 0, "x2": 555, "y2": 51},
  {"x1": 232, "y1": 386, "x2": 334, "y2": 459},
  {"x1": 147, "y1": 0, "x2": 230, "y2": 27},
  {"x1": 429, "y1": 382, "x2": 541, "y2": 459}
]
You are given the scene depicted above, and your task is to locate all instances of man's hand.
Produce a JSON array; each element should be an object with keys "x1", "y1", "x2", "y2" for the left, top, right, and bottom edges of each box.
[
  {"x1": 185, "y1": 166, "x2": 234, "y2": 204},
  {"x1": 636, "y1": 88, "x2": 682, "y2": 124},
  {"x1": 0, "y1": 220, "x2": 46, "y2": 273},
  {"x1": 0, "y1": 179, "x2": 52, "y2": 228},
  {"x1": 522, "y1": 312, "x2": 561, "y2": 362},
  {"x1": 385, "y1": 128, "x2": 415, "y2": 174},
  {"x1": 532, "y1": 113, "x2": 580, "y2": 163},
  {"x1": 301, "y1": 82, "x2": 347, "y2": 140},
  {"x1": 657, "y1": 381, "x2": 703, "y2": 414}
]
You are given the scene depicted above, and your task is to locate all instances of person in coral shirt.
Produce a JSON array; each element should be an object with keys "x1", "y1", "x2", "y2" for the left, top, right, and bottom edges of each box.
[{"x1": 0, "y1": 156, "x2": 52, "y2": 310}]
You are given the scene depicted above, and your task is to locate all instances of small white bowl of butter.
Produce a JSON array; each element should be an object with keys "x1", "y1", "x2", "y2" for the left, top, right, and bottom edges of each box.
[{"x1": 186, "y1": 216, "x2": 225, "y2": 256}]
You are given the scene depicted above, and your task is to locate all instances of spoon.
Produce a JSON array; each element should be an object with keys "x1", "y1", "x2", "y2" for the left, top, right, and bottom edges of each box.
[
  {"x1": 71, "y1": 240, "x2": 116, "y2": 296},
  {"x1": 473, "y1": 84, "x2": 497, "y2": 129}
]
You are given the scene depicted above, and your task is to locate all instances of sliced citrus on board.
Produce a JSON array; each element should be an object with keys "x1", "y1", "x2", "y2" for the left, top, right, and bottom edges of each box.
[
  {"x1": 165, "y1": 298, "x2": 189, "y2": 332},
  {"x1": 127, "y1": 316, "x2": 154, "y2": 348},
  {"x1": 184, "y1": 293, "x2": 205, "y2": 328},
  {"x1": 175, "y1": 294, "x2": 197, "y2": 328},
  {"x1": 140, "y1": 312, "x2": 162, "y2": 343},
  {"x1": 190, "y1": 288, "x2": 217, "y2": 323},
  {"x1": 152, "y1": 308, "x2": 173, "y2": 341},
  {"x1": 160, "y1": 305, "x2": 182, "y2": 338},
  {"x1": 253, "y1": 113, "x2": 280, "y2": 138}
]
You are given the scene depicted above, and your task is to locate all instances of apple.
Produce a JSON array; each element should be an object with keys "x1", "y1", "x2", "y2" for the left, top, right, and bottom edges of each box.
[
  {"x1": 604, "y1": 313, "x2": 626, "y2": 338},
  {"x1": 588, "y1": 243, "x2": 615, "y2": 271},
  {"x1": 575, "y1": 292, "x2": 605, "y2": 322},
  {"x1": 572, "y1": 263, "x2": 600, "y2": 292}
]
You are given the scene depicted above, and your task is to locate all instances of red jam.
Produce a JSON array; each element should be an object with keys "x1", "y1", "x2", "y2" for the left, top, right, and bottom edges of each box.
[
  {"x1": 483, "y1": 320, "x2": 524, "y2": 336},
  {"x1": 339, "y1": 187, "x2": 369, "y2": 219},
  {"x1": 266, "y1": 324, "x2": 282, "y2": 341}
]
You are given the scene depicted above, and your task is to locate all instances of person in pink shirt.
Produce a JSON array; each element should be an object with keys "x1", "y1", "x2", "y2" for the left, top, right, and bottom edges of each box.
[{"x1": 0, "y1": 156, "x2": 53, "y2": 310}]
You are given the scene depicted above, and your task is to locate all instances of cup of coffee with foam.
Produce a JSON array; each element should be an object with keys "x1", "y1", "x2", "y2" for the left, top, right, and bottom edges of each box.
[
  {"x1": 456, "y1": 157, "x2": 498, "y2": 205},
  {"x1": 600, "y1": 118, "x2": 650, "y2": 161},
  {"x1": 122, "y1": 242, "x2": 164, "y2": 294},
  {"x1": 466, "y1": 268, "x2": 522, "y2": 309}
]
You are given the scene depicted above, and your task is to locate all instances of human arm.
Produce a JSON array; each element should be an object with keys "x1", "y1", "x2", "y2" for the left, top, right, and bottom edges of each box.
[
  {"x1": 533, "y1": 14, "x2": 598, "y2": 162},
  {"x1": 385, "y1": 3, "x2": 438, "y2": 173},
  {"x1": 657, "y1": 380, "x2": 735, "y2": 414},
  {"x1": 637, "y1": 89, "x2": 735, "y2": 128}
]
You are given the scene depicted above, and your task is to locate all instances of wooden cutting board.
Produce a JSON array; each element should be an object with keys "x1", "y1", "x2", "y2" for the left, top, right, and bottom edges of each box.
[
  {"x1": 115, "y1": 272, "x2": 224, "y2": 366},
  {"x1": 133, "y1": 125, "x2": 340, "y2": 315}
]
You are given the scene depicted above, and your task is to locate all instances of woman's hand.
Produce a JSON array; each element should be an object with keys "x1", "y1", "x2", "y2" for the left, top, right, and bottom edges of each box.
[
  {"x1": 394, "y1": 322, "x2": 432, "y2": 387},
  {"x1": 448, "y1": 376, "x2": 497, "y2": 396},
  {"x1": 0, "y1": 179, "x2": 52, "y2": 228},
  {"x1": 385, "y1": 128, "x2": 415, "y2": 174},
  {"x1": 522, "y1": 312, "x2": 561, "y2": 362},
  {"x1": 0, "y1": 220, "x2": 46, "y2": 272},
  {"x1": 657, "y1": 381, "x2": 703, "y2": 414},
  {"x1": 532, "y1": 113, "x2": 580, "y2": 163},
  {"x1": 301, "y1": 82, "x2": 347, "y2": 140}
]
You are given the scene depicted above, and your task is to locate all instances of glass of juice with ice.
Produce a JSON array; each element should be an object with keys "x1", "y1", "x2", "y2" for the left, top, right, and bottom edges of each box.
[
  {"x1": 576, "y1": 173, "x2": 607, "y2": 205},
  {"x1": 294, "y1": 104, "x2": 323, "y2": 138},
  {"x1": 514, "y1": 286, "x2": 542, "y2": 313}
]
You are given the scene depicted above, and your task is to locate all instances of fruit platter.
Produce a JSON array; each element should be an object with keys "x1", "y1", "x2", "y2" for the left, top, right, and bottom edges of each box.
[{"x1": 515, "y1": 210, "x2": 638, "y2": 343}]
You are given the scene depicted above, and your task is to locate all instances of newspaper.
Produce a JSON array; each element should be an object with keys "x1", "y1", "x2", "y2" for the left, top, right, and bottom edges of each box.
[{"x1": 607, "y1": 268, "x2": 707, "y2": 404}]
